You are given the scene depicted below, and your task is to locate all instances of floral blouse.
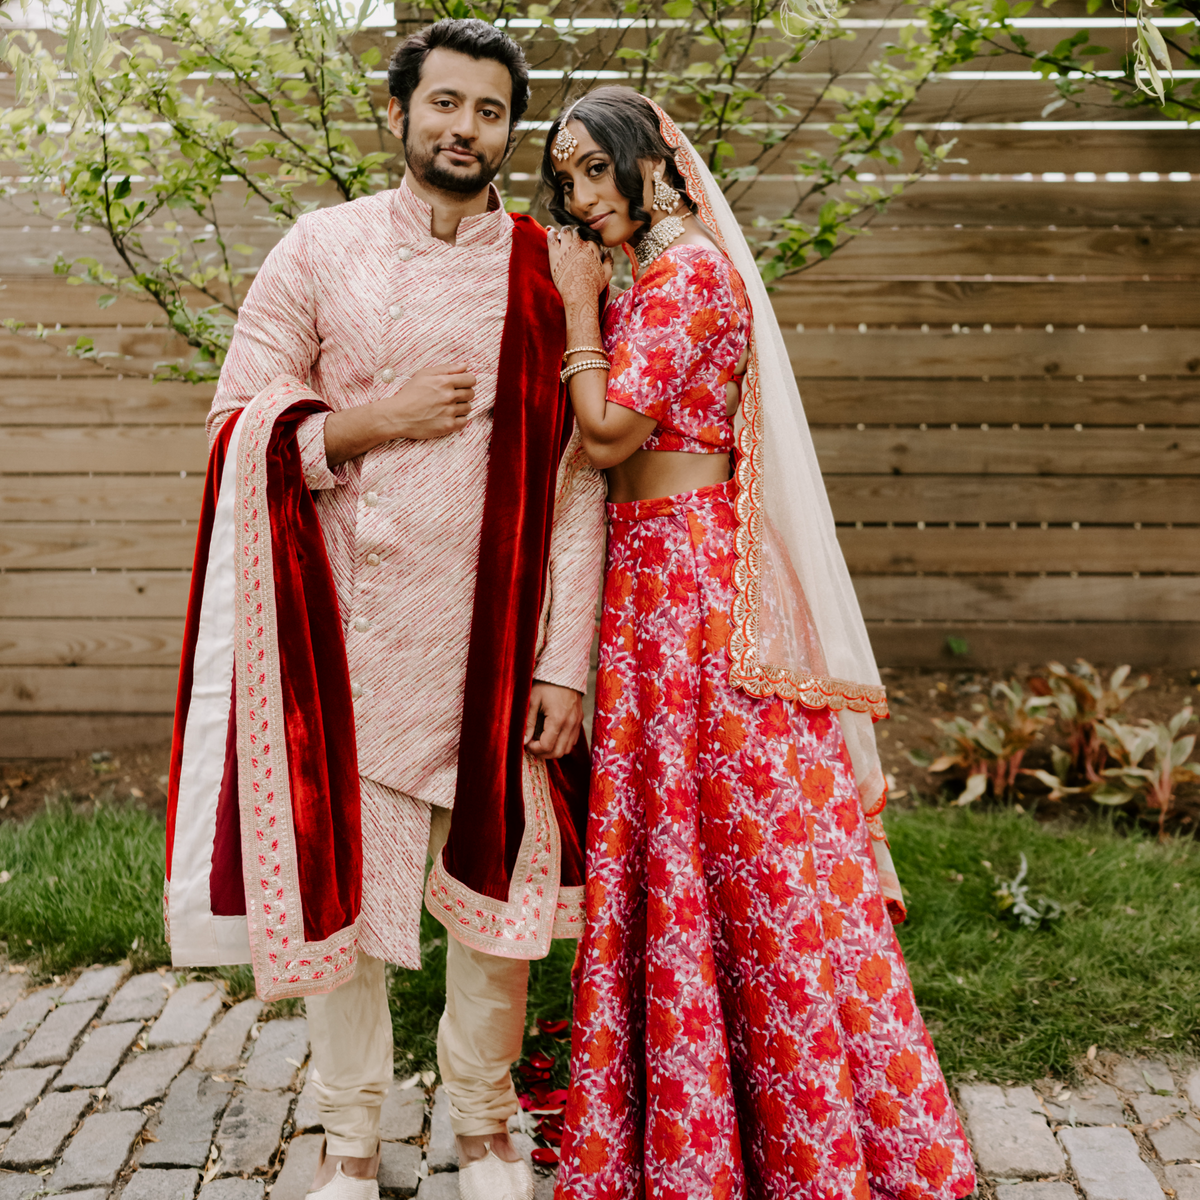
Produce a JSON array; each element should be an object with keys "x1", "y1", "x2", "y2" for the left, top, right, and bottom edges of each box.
[{"x1": 602, "y1": 244, "x2": 752, "y2": 454}]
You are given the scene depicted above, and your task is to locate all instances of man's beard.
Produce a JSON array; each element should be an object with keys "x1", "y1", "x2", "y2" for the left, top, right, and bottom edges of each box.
[{"x1": 402, "y1": 123, "x2": 504, "y2": 197}]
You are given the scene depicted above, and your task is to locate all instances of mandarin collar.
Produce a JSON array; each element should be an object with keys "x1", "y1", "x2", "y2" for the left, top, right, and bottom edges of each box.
[{"x1": 392, "y1": 175, "x2": 509, "y2": 249}]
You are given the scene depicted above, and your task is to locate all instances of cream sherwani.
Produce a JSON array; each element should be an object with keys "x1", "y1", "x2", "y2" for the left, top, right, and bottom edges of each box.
[
  {"x1": 209, "y1": 178, "x2": 605, "y2": 966},
  {"x1": 208, "y1": 178, "x2": 605, "y2": 1147}
]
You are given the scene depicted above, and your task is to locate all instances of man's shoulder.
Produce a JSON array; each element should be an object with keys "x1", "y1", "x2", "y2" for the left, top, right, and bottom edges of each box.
[{"x1": 295, "y1": 190, "x2": 395, "y2": 245}]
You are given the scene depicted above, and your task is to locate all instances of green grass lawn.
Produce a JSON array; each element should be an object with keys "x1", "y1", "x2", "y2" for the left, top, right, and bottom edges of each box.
[{"x1": 3, "y1": 797, "x2": 1198, "y2": 1083}]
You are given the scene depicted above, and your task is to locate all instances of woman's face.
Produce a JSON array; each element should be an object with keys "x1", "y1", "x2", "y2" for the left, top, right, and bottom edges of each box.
[{"x1": 553, "y1": 119, "x2": 657, "y2": 248}]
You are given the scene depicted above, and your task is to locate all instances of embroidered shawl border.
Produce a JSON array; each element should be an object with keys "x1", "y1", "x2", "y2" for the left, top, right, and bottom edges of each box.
[
  {"x1": 424, "y1": 754, "x2": 584, "y2": 958},
  {"x1": 235, "y1": 383, "x2": 359, "y2": 999}
]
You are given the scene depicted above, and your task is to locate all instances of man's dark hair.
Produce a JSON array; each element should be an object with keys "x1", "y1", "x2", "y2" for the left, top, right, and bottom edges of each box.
[
  {"x1": 541, "y1": 87, "x2": 696, "y2": 246},
  {"x1": 388, "y1": 19, "x2": 530, "y2": 135}
]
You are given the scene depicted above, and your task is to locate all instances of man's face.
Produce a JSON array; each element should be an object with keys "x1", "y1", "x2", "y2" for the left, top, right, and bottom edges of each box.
[{"x1": 388, "y1": 48, "x2": 513, "y2": 197}]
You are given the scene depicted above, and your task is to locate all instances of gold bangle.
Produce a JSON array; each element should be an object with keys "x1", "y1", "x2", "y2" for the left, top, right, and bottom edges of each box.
[
  {"x1": 560, "y1": 358, "x2": 610, "y2": 383},
  {"x1": 563, "y1": 345, "x2": 607, "y2": 361}
]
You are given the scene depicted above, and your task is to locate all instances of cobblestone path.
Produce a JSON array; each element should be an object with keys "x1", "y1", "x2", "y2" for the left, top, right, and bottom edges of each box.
[{"x1": 0, "y1": 964, "x2": 1195, "y2": 1200}]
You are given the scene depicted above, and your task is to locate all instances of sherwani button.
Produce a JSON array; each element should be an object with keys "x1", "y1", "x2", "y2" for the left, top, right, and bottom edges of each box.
[
  {"x1": 389, "y1": 304, "x2": 404, "y2": 321},
  {"x1": 378, "y1": 367, "x2": 396, "y2": 384},
  {"x1": 366, "y1": 553, "x2": 380, "y2": 566},
  {"x1": 350, "y1": 683, "x2": 363, "y2": 699},
  {"x1": 354, "y1": 617, "x2": 371, "y2": 633},
  {"x1": 365, "y1": 492, "x2": 379, "y2": 507},
  {"x1": 397, "y1": 246, "x2": 413, "y2": 261}
]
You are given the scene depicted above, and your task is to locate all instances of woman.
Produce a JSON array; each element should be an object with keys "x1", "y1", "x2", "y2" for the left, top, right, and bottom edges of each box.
[{"x1": 543, "y1": 88, "x2": 975, "y2": 1200}]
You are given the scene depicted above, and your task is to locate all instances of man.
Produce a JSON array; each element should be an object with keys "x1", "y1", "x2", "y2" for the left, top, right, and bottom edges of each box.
[{"x1": 171, "y1": 19, "x2": 605, "y2": 1200}]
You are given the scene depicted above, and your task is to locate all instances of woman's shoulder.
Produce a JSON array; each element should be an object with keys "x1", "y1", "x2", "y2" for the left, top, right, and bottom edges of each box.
[{"x1": 660, "y1": 241, "x2": 745, "y2": 294}]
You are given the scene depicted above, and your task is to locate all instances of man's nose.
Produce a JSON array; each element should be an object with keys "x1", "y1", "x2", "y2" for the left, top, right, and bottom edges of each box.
[{"x1": 448, "y1": 105, "x2": 478, "y2": 141}]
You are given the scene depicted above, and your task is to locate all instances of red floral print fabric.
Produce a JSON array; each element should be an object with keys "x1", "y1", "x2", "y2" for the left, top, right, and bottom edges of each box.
[
  {"x1": 602, "y1": 245, "x2": 749, "y2": 454},
  {"x1": 554, "y1": 480, "x2": 976, "y2": 1200}
]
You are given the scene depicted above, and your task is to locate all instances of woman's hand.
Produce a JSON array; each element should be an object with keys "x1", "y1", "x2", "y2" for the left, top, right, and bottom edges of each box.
[{"x1": 547, "y1": 225, "x2": 611, "y2": 316}]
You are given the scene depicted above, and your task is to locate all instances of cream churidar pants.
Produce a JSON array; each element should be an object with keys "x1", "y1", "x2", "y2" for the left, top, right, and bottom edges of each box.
[{"x1": 305, "y1": 801, "x2": 530, "y2": 1155}]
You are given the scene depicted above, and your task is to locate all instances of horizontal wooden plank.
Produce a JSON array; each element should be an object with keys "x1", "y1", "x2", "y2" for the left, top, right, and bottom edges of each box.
[
  {"x1": 868, "y1": 621, "x2": 1200, "y2": 669},
  {"x1": 801, "y1": 378, "x2": 1200, "y2": 426},
  {"x1": 0, "y1": 378, "x2": 214, "y2": 425},
  {"x1": 733, "y1": 179, "x2": 1200, "y2": 231},
  {"x1": 773, "y1": 279, "x2": 1200, "y2": 329},
  {"x1": 0, "y1": 713, "x2": 175, "y2": 758},
  {"x1": 813, "y1": 427, "x2": 1200, "y2": 476},
  {"x1": 853, "y1": 573, "x2": 1200, "y2": 622},
  {"x1": 0, "y1": 666, "x2": 178, "y2": 713},
  {"x1": 1, "y1": 475, "x2": 205, "y2": 521},
  {"x1": 0, "y1": 277, "x2": 179, "y2": 326},
  {"x1": 789, "y1": 328, "x2": 1200, "y2": 378},
  {"x1": 0, "y1": 524, "x2": 196, "y2": 569},
  {"x1": 0, "y1": 571, "x2": 191, "y2": 617},
  {"x1": 0, "y1": 619, "x2": 184, "y2": 666},
  {"x1": 0, "y1": 427, "x2": 208, "y2": 473},
  {"x1": 806, "y1": 229, "x2": 1200, "y2": 280},
  {"x1": 826, "y1": 476, "x2": 1197, "y2": 524},
  {"x1": 840, "y1": 527, "x2": 1198, "y2": 573},
  {"x1": 0, "y1": 326, "x2": 193, "y2": 378}
]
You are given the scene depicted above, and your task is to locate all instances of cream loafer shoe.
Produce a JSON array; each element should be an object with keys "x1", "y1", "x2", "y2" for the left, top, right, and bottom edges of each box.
[
  {"x1": 457, "y1": 1149, "x2": 534, "y2": 1200},
  {"x1": 305, "y1": 1164, "x2": 381, "y2": 1200}
]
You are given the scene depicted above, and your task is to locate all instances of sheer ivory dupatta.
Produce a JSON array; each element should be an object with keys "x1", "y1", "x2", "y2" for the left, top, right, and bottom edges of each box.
[{"x1": 643, "y1": 99, "x2": 904, "y2": 917}]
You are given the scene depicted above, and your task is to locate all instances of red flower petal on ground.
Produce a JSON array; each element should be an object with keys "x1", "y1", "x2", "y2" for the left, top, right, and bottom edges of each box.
[
  {"x1": 810, "y1": 1022, "x2": 842, "y2": 1061},
  {"x1": 867, "y1": 1090, "x2": 903, "y2": 1129},
  {"x1": 830, "y1": 1130, "x2": 860, "y2": 1170},
  {"x1": 856, "y1": 953, "x2": 893, "y2": 1001},
  {"x1": 916, "y1": 1142, "x2": 955, "y2": 1188},
  {"x1": 531, "y1": 1147, "x2": 559, "y2": 1166},
  {"x1": 922, "y1": 1085, "x2": 950, "y2": 1121},
  {"x1": 885, "y1": 1047, "x2": 924, "y2": 1097},
  {"x1": 829, "y1": 857, "x2": 865, "y2": 905},
  {"x1": 801, "y1": 763, "x2": 836, "y2": 809},
  {"x1": 839, "y1": 996, "x2": 872, "y2": 1035}
]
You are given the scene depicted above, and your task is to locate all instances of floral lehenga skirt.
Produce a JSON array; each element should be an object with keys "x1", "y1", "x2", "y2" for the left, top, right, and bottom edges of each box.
[{"x1": 553, "y1": 479, "x2": 976, "y2": 1200}]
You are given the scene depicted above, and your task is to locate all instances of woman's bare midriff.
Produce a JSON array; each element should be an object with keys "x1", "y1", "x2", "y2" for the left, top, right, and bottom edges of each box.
[{"x1": 605, "y1": 448, "x2": 732, "y2": 504}]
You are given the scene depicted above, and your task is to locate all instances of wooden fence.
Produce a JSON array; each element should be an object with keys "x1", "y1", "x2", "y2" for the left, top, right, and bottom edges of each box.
[{"x1": 2, "y1": 6, "x2": 1198, "y2": 756}]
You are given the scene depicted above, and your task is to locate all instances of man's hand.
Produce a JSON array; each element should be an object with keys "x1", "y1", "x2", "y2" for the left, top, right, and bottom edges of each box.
[
  {"x1": 524, "y1": 681, "x2": 584, "y2": 760},
  {"x1": 324, "y1": 361, "x2": 477, "y2": 466}
]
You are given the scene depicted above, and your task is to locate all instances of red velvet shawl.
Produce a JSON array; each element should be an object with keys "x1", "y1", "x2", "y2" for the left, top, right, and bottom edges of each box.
[{"x1": 440, "y1": 213, "x2": 590, "y2": 906}]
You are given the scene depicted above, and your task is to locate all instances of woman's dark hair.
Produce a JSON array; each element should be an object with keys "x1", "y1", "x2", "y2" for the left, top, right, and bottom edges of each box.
[
  {"x1": 388, "y1": 19, "x2": 530, "y2": 137},
  {"x1": 541, "y1": 87, "x2": 696, "y2": 245}
]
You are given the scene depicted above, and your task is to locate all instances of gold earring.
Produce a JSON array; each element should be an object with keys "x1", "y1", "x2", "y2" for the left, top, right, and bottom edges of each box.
[{"x1": 652, "y1": 170, "x2": 678, "y2": 213}]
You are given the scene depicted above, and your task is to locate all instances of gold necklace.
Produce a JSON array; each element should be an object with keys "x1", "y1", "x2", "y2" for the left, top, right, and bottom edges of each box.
[{"x1": 634, "y1": 215, "x2": 685, "y2": 271}]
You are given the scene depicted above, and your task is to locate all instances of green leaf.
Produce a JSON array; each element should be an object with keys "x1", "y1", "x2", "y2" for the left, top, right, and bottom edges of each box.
[{"x1": 112, "y1": 177, "x2": 131, "y2": 200}]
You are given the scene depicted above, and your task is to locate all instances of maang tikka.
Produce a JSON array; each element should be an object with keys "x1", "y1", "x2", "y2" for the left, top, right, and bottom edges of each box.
[
  {"x1": 652, "y1": 170, "x2": 679, "y2": 213},
  {"x1": 551, "y1": 120, "x2": 578, "y2": 162}
]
